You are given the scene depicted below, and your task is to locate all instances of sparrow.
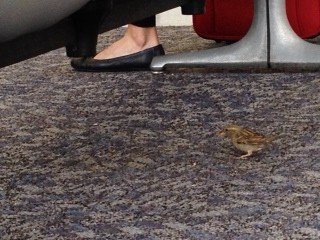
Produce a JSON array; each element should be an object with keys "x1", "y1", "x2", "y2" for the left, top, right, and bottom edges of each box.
[{"x1": 218, "y1": 124, "x2": 278, "y2": 159}]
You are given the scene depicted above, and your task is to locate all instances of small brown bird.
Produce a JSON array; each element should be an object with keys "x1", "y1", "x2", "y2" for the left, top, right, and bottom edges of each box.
[{"x1": 218, "y1": 124, "x2": 278, "y2": 159}]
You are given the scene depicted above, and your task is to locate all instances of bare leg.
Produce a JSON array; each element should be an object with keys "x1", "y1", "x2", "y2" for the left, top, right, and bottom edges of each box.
[
  {"x1": 239, "y1": 150, "x2": 253, "y2": 159},
  {"x1": 94, "y1": 24, "x2": 160, "y2": 60}
]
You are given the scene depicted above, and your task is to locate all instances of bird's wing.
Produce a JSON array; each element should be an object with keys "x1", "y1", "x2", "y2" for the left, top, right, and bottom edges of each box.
[{"x1": 236, "y1": 132, "x2": 267, "y2": 146}]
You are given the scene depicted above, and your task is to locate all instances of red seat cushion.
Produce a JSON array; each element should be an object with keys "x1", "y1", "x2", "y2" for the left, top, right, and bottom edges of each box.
[{"x1": 193, "y1": 0, "x2": 320, "y2": 40}]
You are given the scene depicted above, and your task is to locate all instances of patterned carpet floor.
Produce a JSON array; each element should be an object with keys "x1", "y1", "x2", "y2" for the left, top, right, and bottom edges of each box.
[{"x1": 0, "y1": 27, "x2": 320, "y2": 239}]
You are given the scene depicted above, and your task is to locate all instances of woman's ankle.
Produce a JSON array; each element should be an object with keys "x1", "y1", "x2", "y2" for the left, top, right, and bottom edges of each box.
[{"x1": 126, "y1": 25, "x2": 160, "y2": 49}]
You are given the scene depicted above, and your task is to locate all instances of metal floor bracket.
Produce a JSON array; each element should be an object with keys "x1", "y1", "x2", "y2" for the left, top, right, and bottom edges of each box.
[{"x1": 151, "y1": 0, "x2": 320, "y2": 72}]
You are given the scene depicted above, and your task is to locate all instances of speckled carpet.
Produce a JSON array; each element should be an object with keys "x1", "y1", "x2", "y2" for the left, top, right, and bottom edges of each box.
[{"x1": 0, "y1": 27, "x2": 320, "y2": 240}]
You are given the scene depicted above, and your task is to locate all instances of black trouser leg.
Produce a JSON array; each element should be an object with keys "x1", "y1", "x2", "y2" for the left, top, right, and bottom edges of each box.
[
  {"x1": 67, "y1": 0, "x2": 112, "y2": 57},
  {"x1": 132, "y1": 16, "x2": 156, "y2": 28}
]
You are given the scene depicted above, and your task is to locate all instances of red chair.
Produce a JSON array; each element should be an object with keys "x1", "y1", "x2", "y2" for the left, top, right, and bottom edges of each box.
[{"x1": 193, "y1": 0, "x2": 320, "y2": 41}]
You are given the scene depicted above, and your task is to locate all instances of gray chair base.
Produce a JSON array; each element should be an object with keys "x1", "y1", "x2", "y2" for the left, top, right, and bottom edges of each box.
[
  {"x1": 269, "y1": 0, "x2": 320, "y2": 70},
  {"x1": 151, "y1": 0, "x2": 320, "y2": 72}
]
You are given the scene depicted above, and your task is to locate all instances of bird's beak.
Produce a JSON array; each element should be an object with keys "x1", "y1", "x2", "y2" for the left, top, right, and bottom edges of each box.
[{"x1": 218, "y1": 130, "x2": 225, "y2": 136}]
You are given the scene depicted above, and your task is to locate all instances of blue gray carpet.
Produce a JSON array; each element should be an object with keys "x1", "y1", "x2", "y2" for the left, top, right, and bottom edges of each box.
[{"x1": 0, "y1": 27, "x2": 319, "y2": 239}]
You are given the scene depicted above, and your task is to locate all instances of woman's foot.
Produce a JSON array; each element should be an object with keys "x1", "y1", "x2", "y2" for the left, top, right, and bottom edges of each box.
[
  {"x1": 71, "y1": 24, "x2": 164, "y2": 72},
  {"x1": 94, "y1": 24, "x2": 160, "y2": 60}
]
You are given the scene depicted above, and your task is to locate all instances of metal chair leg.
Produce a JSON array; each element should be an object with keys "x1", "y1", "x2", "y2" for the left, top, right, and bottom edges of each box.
[
  {"x1": 269, "y1": 0, "x2": 320, "y2": 70},
  {"x1": 150, "y1": 0, "x2": 268, "y2": 72}
]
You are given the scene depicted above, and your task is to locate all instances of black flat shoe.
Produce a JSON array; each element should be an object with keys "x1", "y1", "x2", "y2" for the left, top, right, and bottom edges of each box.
[{"x1": 71, "y1": 44, "x2": 165, "y2": 72}]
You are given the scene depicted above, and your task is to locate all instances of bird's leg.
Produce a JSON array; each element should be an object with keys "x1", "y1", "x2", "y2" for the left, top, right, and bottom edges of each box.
[{"x1": 238, "y1": 150, "x2": 253, "y2": 159}]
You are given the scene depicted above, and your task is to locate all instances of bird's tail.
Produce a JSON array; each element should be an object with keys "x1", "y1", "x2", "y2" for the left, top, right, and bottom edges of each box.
[{"x1": 266, "y1": 133, "x2": 285, "y2": 143}]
